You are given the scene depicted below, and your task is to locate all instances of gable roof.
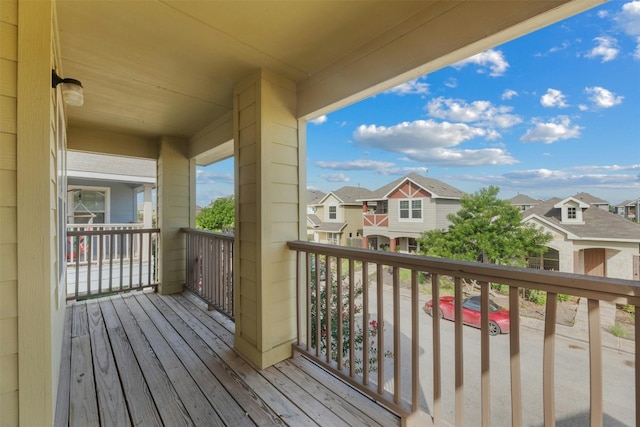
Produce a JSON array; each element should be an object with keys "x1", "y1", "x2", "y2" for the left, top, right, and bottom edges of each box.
[
  {"x1": 508, "y1": 194, "x2": 540, "y2": 206},
  {"x1": 573, "y1": 192, "x2": 609, "y2": 206},
  {"x1": 553, "y1": 196, "x2": 589, "y2": 209},
  {"x1": 523, "y1": 198, "x2": 640, "y2": 241},
  {"x1": 319, "y1": 186, "x2": 374, "y2": 205},
  {"x1": 362, "y1": 173, "x2": 465, "y2": 201},
  {"x1": 306, "y1": 189, "x2": 326, "y2": 205}
]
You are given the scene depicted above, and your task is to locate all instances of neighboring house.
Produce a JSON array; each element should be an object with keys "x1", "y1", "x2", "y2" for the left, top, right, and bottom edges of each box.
[
  {"x1": 523, "y1": 196, "x2": 640, "y2": 280},
  {"x1": 573, "y1": 191, "x2": 609, "y2": 211},
  {"x1": 310, "y1": 186, "x2": 373, "y2": 246},
  {"x1": 306, "y1": 189, "x2": 325, "y2": 241},
  {"x1": 508, "y1": 194, "x2": 540, "y2": 211},
  {"x1": 67, "y1": 151, "x2": 156, "y2": 226},
  {"x1": 360, "y1": 173, "x2": 465, "y2": 253},
  {"x1": 616, "y1": 199, "x2": 640, "y2": 222}
]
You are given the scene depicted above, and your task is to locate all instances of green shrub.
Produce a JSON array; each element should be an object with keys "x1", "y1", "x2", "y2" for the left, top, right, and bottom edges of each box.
[
  {"x1": 491, "y1": 283, "x2": 509, "y2": 294},
  {"x1": 610, "y1": 322, "x2": 630, "y2": 339},
  {"x1": 557, "y1": 294, "x2": 571, "y2": 302},
  {"x1": 525, "y1": 289, "x2": 547, "y2": 305},
  {"x1": 621, "y1": 304, "x2": 635, "y2": 315}
]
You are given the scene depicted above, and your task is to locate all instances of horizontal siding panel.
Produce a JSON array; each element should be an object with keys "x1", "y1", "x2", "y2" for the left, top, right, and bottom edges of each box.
[
  {"x1": 0, "y1": 95, "x2": 16, "y2": 134},
  {"x1": 270, "y1": 316, "x2": 296, "y2": 347},
  {"x1": 271, "y1": 184, "x2": 297, "y2": 203},
  {"x1": 0, "y1": 0, "x2": 17, "y2": 25},
  {"x1": 0, "y1": 281, "x2": 16, "y2": 319},
  {"x1": 268, "y1": 203, "x2": 297, "y2": 222},
  {"x1": 239, "y1": 222, "x2": 257, "y2": 242},
  {"x1": 270, "y1": 123, "x2": 297, "y2": 148},
  {"x1": 271, "y1": 140, "x2": 297, "y2": 164},
  {"x1": 0, "y1": 390, "x2": 17, "y2": 427},
  {"x1": 239, "y1": 163, "x2": 256, "y2": 184},
  {"x1": 0, "y1": 207, "x2": 16, "y2": 243},
  {"x1": 238, "y1": 124, "x2": 256, "y2": 148},
  {"x1": 0, "y1": 353, "x2": 17, "y2": 393},
  {"x1": 0, "y1": 133, "x2": 16, "y2": 170},
  {"x1": 0, "y1": 244, "x2": 16, "y2": 281},
  {"x1": 0, "y1": 316, "x2": 17, "y2": 355},
  {"x1": 239, "y1": 276, "x2": 257, "y2": 302},
  {"x1": 268, "y1": 276, "x2": 296, "y2": 301},
  {"x1": 239, "y1": 252, "x2": 257, "y2": 275},
  {"x1": 271, "y1": 163, "x2": 297, "y2": 184},
  {"x1": 0, "y1": 22, "x2": 17, "y2": 61},
  {"x1": 238, "y1": 144, "x2": 256, "y2": 167},
  {"x1": 239, "y1": 203, "x2": 256, "y2": 222},
  {"x1": 0, "y1": 59, "x2": 16, "y2": 97},
  {"x1": 237, "y1": 83, "x2": 256, "y2": 110},
  {"x1": 239, "y1": 104, "x2": 256, "y2": 130},
  {"x1": 271, "y1": 222, "x2": 298, "y2": 243},
  {"x1": 238, "y1": 183, "x2": 257, "y2": 203}
]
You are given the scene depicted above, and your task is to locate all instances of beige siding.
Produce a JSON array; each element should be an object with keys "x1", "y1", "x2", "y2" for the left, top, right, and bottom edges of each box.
[
  {"x1": 434, "y1": 199, "x2": 460, "y2": 230},
  {"x1": 234, "y1": 69, "x2": 300, "y2": 369},
  {"x1": 0, "y1": 1, "x2": 18, "y2": 424},
  {"x1": 157, "y1": 137, "x2": 191, "y2": 294},
  {"x1": 340, "y1": 205, "x2": 364, "y2": 245}
]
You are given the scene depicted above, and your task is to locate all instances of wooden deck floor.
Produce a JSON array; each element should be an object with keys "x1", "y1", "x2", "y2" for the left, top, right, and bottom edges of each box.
[{"x1": 54, "y1": 291, "x2": 400, "y2": 426}]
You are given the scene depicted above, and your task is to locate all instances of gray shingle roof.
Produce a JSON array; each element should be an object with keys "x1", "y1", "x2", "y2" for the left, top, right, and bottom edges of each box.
[
  {"x1": 523, "y1": 198, "x2": 640, "y2": 241},
  {"x1": 314, "y1": 222, "x2": 347, "y2": 233},
  {"x1": 362, "y1": 173, "x2": 465, "y2": 200},
  {"x1": 508, "y1": 194, "x2": 540, "y2": 205},
  {"x1": 573, "y1": 192, "x2": 609, "y2": 206},
  {"x1": 307, "y1": 214, "x2": 322, "y2": 226},
  {"x1": 306, "y1": 189, "x2": 326, "y2": 205},
  {"x1": 324, "y1": 186, "x2": 374, "y2": 204}
]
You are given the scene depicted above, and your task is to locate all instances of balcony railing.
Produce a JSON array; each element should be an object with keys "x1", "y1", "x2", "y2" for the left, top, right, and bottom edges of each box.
[
  {"x1": 287, "y1": 241, "x2": 639, "y2": 426},
  {"x1": 183, "y1": 228, "x2": 234, "y2": 319},
  {"x1": 66, "y1": 225, "x2": 159, "y2": 300}
]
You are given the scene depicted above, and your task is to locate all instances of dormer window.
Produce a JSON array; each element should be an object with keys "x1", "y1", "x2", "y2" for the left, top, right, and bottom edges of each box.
[
  {"x1": 567, "y1": 207, "x2": 577, "y2": 219},
  {"x1": 554, "y1": 197, "x2": 588, "y2": 224}
]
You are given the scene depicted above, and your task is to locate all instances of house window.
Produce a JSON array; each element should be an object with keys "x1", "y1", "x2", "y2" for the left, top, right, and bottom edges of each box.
[
  {"x1": 327, "y1": 232, "x2": 339, "y2": 245},
  {"x1": 399, "y1": 199, "x2": 422, "y2": 221},
  {"x1": 68, "y1": 186, "x2": 109, "y2": 224},
  {"x1": 329, "y1": 206, "x2": 337, "y2": 220},
  {"x1": 567, "y1": 207, "x2": 577, "y2": 219}
]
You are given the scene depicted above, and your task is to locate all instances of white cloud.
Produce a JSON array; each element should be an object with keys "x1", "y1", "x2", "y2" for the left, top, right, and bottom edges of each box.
[
  {"x1": 309, "y1": 115, "x2": 328, "y2": 125},
  {"x1": 616, "y1": 1, "x2": 640, "y2": 59},
  {"x1": 573, "y1": 164, "x2": 640, "y2": 172},
  {"x1": 452, "y1": 49, "x2": 509, "y2": 77},
  {"x1": 196, "y1": 170, "x2": 234, "y2": 185},
  {"x1": 444, "y1": 78, "x2": 458, "y2": 88},
  {"x1": 353, "y1": 120, "x2": 517, "y2": 166},
  {"x1": 616, "y1": 1, "x2": 640, "y2": 36},
  {"x1": 315, "y1": 159, "x2": 395, "y2": 172},
  {"x1": 578, "y1": 104, "x2": 589, "y2": 111},
  {"x1": 584, "y1": 86, "x2": 624, "y2": 108},
  {"x1": 385, "y1": 77, "x2": 429, "y2": 96},
  {"x1": 586, "y1": 36, "x2": 619, "y2": 62},
  {"x1": 540, "y1": 88, "x2": 569, "y2": 108},
  {"x1": 426, "y1": 97, "x2": 521, "y2": 128},
  {"x1": 320, "y1": 173, "x2": 350, "y2": 183},
  {"x1": 501, "y1": 89, "x2": 518, "y2": 100},
  {"x1": 520, "y1": 116, "x2": 582, "y2": 144},
  {"x1": 598, "y1": 10, "x2": 609, "y2": 18}
]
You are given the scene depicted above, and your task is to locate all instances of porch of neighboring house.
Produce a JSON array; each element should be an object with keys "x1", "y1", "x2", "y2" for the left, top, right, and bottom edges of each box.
[{"x1": 54, "y1": 290, "x2": 399, "y2": 427}]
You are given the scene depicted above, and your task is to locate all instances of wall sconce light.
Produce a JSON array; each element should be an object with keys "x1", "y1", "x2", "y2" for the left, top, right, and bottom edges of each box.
[{"x1": 52, "y1": 70, "x2": 84, "y2": 107}]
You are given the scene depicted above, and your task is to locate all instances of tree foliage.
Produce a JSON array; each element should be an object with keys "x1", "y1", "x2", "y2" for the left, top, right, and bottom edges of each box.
[
  {"x1": 196, "y1": 196, "x2": 235, "y2": 231},
  {"x1": 418, "y1": 186, "x2": 551, "y2": 266}
]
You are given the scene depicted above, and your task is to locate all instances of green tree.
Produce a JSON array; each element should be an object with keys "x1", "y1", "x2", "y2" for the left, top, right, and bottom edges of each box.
[
  {"x1": 196, "y1": 196, "x2": 235, "y2": 231},
  {"x1": 418, "y1": 186, "x2": 551, "y2": 266}
]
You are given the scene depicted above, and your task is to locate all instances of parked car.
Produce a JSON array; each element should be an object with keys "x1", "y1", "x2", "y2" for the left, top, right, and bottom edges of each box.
[{"x1": 424, "y1": 295, "x2": 510, "y2": 335}]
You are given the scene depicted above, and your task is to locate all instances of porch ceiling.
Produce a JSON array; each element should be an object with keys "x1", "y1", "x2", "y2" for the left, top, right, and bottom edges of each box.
[{"x1": 56, "y1": 0, "x2": 602, "y2": 140}]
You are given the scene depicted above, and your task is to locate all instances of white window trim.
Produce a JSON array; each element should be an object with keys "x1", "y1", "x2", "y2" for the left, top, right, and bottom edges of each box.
[
  {"x1": 327, "y1": 205, "x2": 338, "y2": 221},
  {"x1": 67, "y1": 185, "x2": 111, "y2": 224},
  {"x1": 398, "y1": 198, "x2": 423, "y2": 222}
]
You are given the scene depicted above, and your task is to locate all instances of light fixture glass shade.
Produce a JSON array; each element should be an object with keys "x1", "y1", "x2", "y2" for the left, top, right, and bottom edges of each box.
[{"x1": 61, "y1": 82, "x2": 84, "y2": 107}]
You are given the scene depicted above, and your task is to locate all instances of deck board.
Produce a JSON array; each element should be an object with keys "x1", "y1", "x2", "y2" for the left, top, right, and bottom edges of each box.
[{"x1": 56, "y1": 291, "x2": 400, "y2": 426}]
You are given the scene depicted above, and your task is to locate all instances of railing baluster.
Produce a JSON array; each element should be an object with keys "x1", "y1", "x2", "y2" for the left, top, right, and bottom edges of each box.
[
  {"x1": 98, "y1": 233, "x2": 103, "y2": 294},
  {"x1": 543, "y1": 292, "x2": 557, "y2": 426},
  {"x1": 326, "y1": 256, "x2": 332, "y2": 364},
  {"x1": 377, "y1": 263, "x2": 384, "y2": 395},
  {"x1": 109, "y1": 233, "x2": 114, "y2": 293},
  {"x1": 432, "y1": 273, "x2": 441, "y2": 424},
  {"x1": 296, "y1": 250, "x2": 301, "y2": 346},
  {"x1": 137, "y1": 232, "x2": 143, "y2": 288},
  {"x1": 336, "y1": 257, "x2": 343, "y2": 370},
  {"x1": 119, "y1": 232, "x2": 124, "y2": 291},
  {"x1": 128, "y1": 231, "x2": 134, "y2": 289},
  {"x1": 636, "y1": 307, "x2": 640, "y2": 427},
  {"x1": 454, "y1": 276, "x2": 464, "y2": 427},
  {"x1": 315, "y1": 253, "x2": 321, "y2": 358},
  {"x1": 480, "y1": 281, "x2": 490, "y2": 427},
  {"x1": 363, "y1": 260, "x2": 369, "y2": 385},
  {"x1": 509, "y1": 286, "x2": 522, "y2": 427},
  {"x1": 349, "y1": 259, "x2": 355, "y2": 378},
  {"x1": 86, "y1": 232, "x2": 92, "y2": 297},
  {"x1": 393, "y1": 266, "x2": 400, "y2": 403},
  {"x1": 587, "y1": 299, "x2": 603, "y2": 426},
  {"x1": 411, "y1": 270, "x2": 419, "y2": 413},
  {"x1": 306, "y1": 252, "x2": 312, "y2": 352}
]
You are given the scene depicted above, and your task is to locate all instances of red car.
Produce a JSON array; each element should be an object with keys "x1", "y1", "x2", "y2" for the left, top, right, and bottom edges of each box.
[{"x1": 425, "y1": 295, "x2": 510, "y2": 335}]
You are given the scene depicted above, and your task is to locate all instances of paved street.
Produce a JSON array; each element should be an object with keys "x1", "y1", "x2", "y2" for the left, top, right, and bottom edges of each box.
[{"x1": 367, "y1": 284, "x2": 634, "y2": 427}]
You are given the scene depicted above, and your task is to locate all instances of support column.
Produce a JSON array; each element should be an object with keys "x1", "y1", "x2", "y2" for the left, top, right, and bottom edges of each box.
[
  {"x1": 157, "y1": 137, "x2": 193, "y2": 294},
  {"x1": 233, "y1": 69, "x2": 302, "y2": 369}
]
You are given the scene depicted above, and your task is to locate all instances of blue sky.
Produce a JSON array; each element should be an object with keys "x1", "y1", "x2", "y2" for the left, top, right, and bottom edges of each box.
[{"x1": 197, "y1": 0, "x2": 640, "y2": 207}]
